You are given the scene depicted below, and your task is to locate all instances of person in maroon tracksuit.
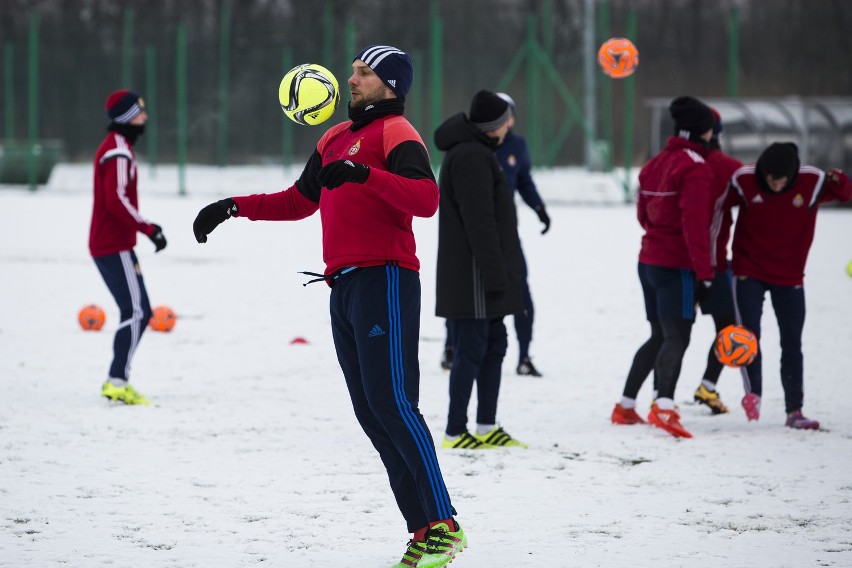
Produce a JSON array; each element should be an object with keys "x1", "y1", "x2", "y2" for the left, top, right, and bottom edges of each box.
[
  {"x1": 725, "y1": 142, "x2": 852, "y2": 429},
  {"x1": 90, "y1": 90, "x2": 167, "y2": 406},
  {"x1": 690, "y1": 109, "x2": 744, "y2": 414},
  {"x1": 192, "y1": 46, "x2": 465, "y2": 567},
  {"x1": 610, "y1": 96, "x2": 716, "y2": 439}
]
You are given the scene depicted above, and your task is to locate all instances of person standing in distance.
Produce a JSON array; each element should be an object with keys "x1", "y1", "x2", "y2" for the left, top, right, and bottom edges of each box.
[
  {"x1": 610, "y1": 96, "x2": 716, "y2": 438},
  {"x1": 90, "y1": 90, "x2": 166, "y2": 406},
  {"x1": 690, "y1": 108, "x2": 743, "y2": 415},
  {"x1": 725, "y1": 142, "x2": 852, "y2": 428},
  {"x1": 193, "y1": 46, "x2": 466, "y2": 568},
  {"x1": 435, "y1": 90, "x2": 528, "y2": 450},
  {"x1": 441, "y1": 93, "x2": 550, "y2": 377}
]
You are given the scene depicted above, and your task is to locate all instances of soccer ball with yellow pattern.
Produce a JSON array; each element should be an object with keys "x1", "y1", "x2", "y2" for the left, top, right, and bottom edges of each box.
[{"x1": 278, "y1": 63, "x2": 340, "y2": 126}]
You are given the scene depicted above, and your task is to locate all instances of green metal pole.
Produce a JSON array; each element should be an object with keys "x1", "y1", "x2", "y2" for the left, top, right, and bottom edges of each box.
[
  {"x1": 429, "y1": 0, "x2": 443, "y2": 166},
  {"x1": 146, "y1": 45, "x2": 157, "y2": 175},
  {"x1": 176, "y1": 24, "x2": 187, "y2": 195},
  {"x1": 525, "y1": 15, "x2": 539, "y2": 165},
  {"x1": 217, "y1": 0, "x2": 231, "y2": 167},
  {"x1": 409, "y1": 50, "x2": 423, "y2": 133},
  {"x1": 4, "y1": 44, "x2": 13, "y2": 140},
  {"x1": 598, "y1": 0, "x2": 613, "y2": 171},
  {"x1": 727, "y1": 5, "x2": 739, "y2": 97},
  {"x1": 323, "y1": 0, "x2": 333, "y2": 67},
  {"x1": 121, "y1": 7, "x2": 134, "y2": 87},
  {"x1": 27, "y1": 12, "x2": 39, "y2": 191},
  {"x1": 281, "y1": 49, "x2": 293, "y2": 168},
  {"x1": 541, "y1": 0, "x2": 554, "y2": 156},
  {"x1": 343, "y1": 19, "x2": 356, "y2": 98},
  {"x1": 622, "y1": 11, "x2": 637, "y2": 201}
]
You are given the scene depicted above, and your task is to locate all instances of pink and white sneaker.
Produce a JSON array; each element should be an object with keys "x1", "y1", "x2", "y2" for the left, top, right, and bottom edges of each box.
[
  {"x1": 742, "y1": 393, "x2": 761, "y2": 421},
  {"x1": 785, "y1": 410, "x2": 820, "y2": 430}
]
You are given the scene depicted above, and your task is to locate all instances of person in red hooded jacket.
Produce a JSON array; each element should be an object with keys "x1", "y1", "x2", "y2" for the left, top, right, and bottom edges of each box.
[
  {"x1": 90, "y1": 90, "x2": 167, "y2": 406},
  {"x1": 725, "y1": 142, "x2": 852, "y2": 429},
  {"x1": 610, "y1": 96, "x2": 716, "y2": 439}
]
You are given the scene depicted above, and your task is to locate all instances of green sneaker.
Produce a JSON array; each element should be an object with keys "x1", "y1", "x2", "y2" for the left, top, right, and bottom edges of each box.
[
  {"x1": 391, "y1": 540, "x2": 426, "y2": 567},
  {"x1": 418, "y1": 521, "x2": 467, "y2": 568},
  {"x1": 101, "y1": 381, "x2": 150, "y2": 405},
  {"x1": 441, "y1": 432, "x2": 495, "y2": 450},
  {"x1": 473, "y1": 426, "x2": 528, "y2": 448}
]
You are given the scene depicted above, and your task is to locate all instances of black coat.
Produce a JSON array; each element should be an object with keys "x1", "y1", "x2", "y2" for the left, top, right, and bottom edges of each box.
[{"x1": 434, "y1": 112, "x2": 524, "y2": 319}]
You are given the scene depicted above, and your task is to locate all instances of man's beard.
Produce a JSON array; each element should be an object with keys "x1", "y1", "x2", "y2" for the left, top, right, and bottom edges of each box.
[{"x1": 349, "y1": 85, "x2": 387, "y2": 110}]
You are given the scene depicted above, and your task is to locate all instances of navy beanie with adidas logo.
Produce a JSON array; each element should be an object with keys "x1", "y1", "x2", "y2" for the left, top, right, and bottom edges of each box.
[
  {"x1": 354, "y1": 45, "x2": 413, "y2": 99},
  {"x1": 105, "y1": 90, "x2": 144, "y2": 124}
]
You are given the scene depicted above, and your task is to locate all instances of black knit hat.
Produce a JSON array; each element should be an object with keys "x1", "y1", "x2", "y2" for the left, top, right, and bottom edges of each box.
[
  {"x1": 105, "y1": 90, "x2": 144, "y2": 124},
  {"x1": 756, "y1": 142, "x2": 800, "y2": 187},
  {"x1": 669, "y1": 96, "x2": 715, "y2": 139},
  {"x1": 469, "y1": 90, "x2": 511, "y2": 132},
  {"x1": 354, "y1": 45, "x2": 413, "y2": 99}
]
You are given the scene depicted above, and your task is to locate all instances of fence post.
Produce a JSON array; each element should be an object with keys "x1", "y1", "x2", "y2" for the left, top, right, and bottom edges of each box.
[
  {"x1": 281, "y1": 49, "x2": 293, "y2": 168},
  {"x1": 121, "y1": 7, "x2": 134, "y2": 86},
  {"x1": 429, "y1": 0, "x2": 443, "y2": 166},
  {"x1": 176, "y1": 24, "x2": 187, "y2": 195},
  {"x1": 27, "y1": 11, "x2": 39, "y2": 191},
  {"x1": 621, "y1": 10, "x2": 637, "y2": 202},
  {"x1": 525, "y1": 15, "x2": 539, "y2": 164},
  {"x1": 3, "y1": 43, "x2": 13, "y2": 140},
  {"x1": 146, "y1": 45, "x2": 157, "y2": 175},
  {"x1": 727, "y1": 5, "x2": 739, "y2": 97},
  {"x1": 217, "y1": 0, "x2": 231, "y2": 167}
]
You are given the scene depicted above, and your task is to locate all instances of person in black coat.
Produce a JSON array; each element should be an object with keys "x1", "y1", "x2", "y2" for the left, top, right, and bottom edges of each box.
[{"x1": 434, "y1": 90, "x2": 527, "y2": 449}]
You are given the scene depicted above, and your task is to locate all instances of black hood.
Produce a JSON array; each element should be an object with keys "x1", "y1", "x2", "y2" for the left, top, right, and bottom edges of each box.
[
  {"x1": 756, "y1": 142, "x2": 800, "y2": 192},
  {"x1": 434, "y1": 112, "x2": 499, "y2": 152}
]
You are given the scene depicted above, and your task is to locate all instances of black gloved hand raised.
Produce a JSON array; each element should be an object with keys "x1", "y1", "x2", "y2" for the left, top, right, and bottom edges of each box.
[
  {"x1": 317, "y1": 159, "x2": 370, "y2": 189},
  {"x1": 694, "y1": 279, "x2": 714, "y2": 305},
  {"x1": 147, "y1": 224, "x2": 167, "y2": 252},
  {"x1": 534, "y1": 205, "x2": 551, "y2": 234},
  {"x1": 193, "y1": 198, "x2": 238, "y2": 243}
]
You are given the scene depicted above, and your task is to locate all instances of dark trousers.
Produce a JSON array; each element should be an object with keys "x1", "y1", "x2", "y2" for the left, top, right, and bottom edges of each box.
[
  {"x1": 93, "y1": 250, "x2": 152, "y2": 381},
  {"x1": 445, "y1": 318, "x2": 508, "y2": 436},
  {"x1": 622, "y1": 263, "x2": 694, "y2": 400},
  {"x1": 514, "y1": 247, "x2": 534, "y2": 361},
  {"x1": 735, "y1": 276, "x2": 806, "y2": 413},
  {"x1": 330, "y1": 265, "x2": 454, "y2": 532},
  {"x1": 700, "y1": 269, "x2": 737, "y2": 384}
]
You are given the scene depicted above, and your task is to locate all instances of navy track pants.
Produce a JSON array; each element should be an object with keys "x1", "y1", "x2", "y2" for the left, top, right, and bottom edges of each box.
[
  {"x1": 329, "y1": 265, "x2": 455, "y2": 532},
  {"x1": 93, "y1": 250, "x2": 152, "y2": 381}
]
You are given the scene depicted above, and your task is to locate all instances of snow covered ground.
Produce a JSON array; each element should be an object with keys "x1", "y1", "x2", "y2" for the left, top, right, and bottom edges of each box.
[{"x1": 1, "y1": 163, "x2": 851, "y2": 567}]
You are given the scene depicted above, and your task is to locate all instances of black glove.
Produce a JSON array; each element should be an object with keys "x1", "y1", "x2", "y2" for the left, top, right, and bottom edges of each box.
[
  {"x1": 317, "y1": 159, "x2": 370, "y2": 189},
  {"x1": 694, "y1": 279, "x2": 714, "y2": 305},
  {"x1": 147, "y1": 224, "x2": 167, "y2": 253},
  {"x1": 534, "y1": 205, "x2": 551, "y2": 234},
  {"x1": 193, "y1": 198, "x2": 238, "y2": 243}
]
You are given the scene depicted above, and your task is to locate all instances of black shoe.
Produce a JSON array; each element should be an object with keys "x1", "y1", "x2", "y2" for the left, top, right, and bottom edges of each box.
[
  {"x1": 516, "y1": 357, "x2": 542, "y2": 377},
  {"x1": 440, "y1": 346, "x2": 453, "y2": 371}
]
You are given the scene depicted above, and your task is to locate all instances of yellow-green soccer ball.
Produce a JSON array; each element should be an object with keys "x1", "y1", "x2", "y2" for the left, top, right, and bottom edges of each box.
[
  {"x1": 278, "y1": 63, "x2": 339, "y2": 126},
  {"x1": 847, "y1": 259, "x2": 852, "y2": 278}
]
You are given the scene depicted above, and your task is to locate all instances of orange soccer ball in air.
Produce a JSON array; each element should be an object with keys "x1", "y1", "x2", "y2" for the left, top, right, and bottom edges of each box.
[
  {"x1": 149, "y1": 305, "x2": 177, "y2": 332},
  {"x1": 79, "y1": 304, "x2": 106, "y2": 331},
  {"x1": 597, "y1": 37, "x2": 639, "y2": 78},
  {"x1": 713, "y1": 324, "x2": 758, "y2": 367}
]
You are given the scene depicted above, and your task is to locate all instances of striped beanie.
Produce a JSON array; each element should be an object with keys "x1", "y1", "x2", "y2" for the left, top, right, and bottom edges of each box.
[
  {"x1": 105, "y1": 90, "x2": 144, "y2": 124},
  {"x1": 354, "y1": 45, "x2": 413, "y2": 99},
  {"x1": 469, "y1": 90, "x2": 511, "y2": 132}
]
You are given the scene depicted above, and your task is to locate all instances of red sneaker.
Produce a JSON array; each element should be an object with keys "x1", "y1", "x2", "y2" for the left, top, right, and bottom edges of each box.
[
  {"x1": 742, "y1": 393, "x2": 761, "y2": 421},
  {"x1": 648, "y1": 403, "x2": 692, "y2": 438},
  {"x1": 611, "y1": 403, "x2": 646, "y2": 425}
]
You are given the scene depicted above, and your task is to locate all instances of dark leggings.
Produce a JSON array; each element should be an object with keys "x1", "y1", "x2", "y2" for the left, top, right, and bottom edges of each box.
[{"x1": 622, "y1": 319, "x2": 693, "y2": 400}]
